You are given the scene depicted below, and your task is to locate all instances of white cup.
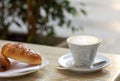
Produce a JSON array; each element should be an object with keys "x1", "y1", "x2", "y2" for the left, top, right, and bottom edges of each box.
[{"x1": 67, "y1": 35, "x2": 101, "y2": 68}]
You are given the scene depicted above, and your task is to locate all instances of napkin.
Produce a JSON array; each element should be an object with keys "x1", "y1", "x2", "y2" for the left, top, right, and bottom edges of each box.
[{"x1": 0, "y1": 59, "x2": 40, "y2": 76}]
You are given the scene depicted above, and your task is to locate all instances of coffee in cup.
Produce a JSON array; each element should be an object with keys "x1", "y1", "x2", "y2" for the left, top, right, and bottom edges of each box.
[{"x1": 67, "y1": 35, "x2": 101, "y2": 67}]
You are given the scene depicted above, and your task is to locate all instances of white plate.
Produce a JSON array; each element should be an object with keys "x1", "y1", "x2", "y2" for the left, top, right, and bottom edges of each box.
[
  {"x1": 58, "y1": 53, "x2": 111, "y2": 73},
  {"x1": 0, "y1": 57, "x2": 49, "y2": 78}
]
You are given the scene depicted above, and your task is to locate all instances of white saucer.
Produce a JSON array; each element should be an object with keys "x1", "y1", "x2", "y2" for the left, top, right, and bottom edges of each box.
[{"x1": 58, "y1": 53, "x2": 111, "y2": 73}]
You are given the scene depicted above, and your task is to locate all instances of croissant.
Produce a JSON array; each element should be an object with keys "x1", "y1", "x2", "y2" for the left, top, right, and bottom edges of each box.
[
  {"x1": 0, "y1": 52, "x2": 10, "y2": 71},
  {"x1": 1, "y1": 43, "x2": 42, "y2": 65}
]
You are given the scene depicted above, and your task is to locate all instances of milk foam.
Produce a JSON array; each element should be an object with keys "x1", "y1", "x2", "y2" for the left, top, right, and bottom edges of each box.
[{"x1": 68, "y1": 36, "x2": 100, "y2": 45}]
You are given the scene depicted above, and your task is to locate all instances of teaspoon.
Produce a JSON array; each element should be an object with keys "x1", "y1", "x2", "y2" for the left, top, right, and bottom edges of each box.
[{"x1": 57, "y1": 60, "x2": 107, "y2": 70}]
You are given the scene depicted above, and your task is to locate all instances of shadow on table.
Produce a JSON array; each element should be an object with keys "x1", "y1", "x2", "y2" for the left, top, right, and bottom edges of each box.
[{"x1": 57, "y1": 69, "x2": 110, "y2": 80}]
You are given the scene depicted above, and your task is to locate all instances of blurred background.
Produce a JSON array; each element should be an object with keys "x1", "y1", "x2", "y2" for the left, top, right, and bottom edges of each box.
[{"x1": 0, "y1": 0, "x2": 120, "y2": 54}]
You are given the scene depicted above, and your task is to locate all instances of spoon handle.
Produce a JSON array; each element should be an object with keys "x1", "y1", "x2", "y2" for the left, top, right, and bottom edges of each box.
[{"x1": 56, "y1": 66, "x2": 68, "y2": 70}]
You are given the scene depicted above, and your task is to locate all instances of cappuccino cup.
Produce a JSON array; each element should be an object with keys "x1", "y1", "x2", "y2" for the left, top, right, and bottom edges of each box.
[{"x1": 67, "y1": 35, "x2": 101, "y2": 67}]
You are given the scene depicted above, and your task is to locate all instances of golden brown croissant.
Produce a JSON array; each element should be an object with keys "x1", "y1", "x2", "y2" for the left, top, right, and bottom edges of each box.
[
  {"x1": 1, "y1": 43, "x2": 42, "y2": 65},
  {"x1": 0, "y1": 52, "x2": 10, "y2": 71}
]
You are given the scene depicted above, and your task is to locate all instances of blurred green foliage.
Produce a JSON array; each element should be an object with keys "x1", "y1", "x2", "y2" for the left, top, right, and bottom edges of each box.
[{"x1": 0, "y1": 0, "x2": 86, "y2": 42}]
